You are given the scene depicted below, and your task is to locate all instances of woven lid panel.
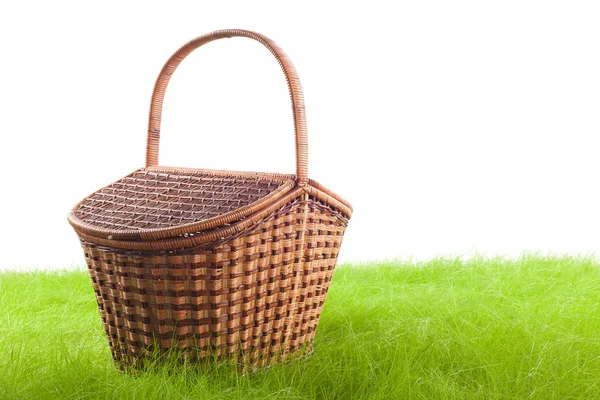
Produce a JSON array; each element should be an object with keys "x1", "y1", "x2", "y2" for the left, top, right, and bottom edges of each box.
[{"x1": 75, "y1": 170, "x2": 286, "y2": 231}]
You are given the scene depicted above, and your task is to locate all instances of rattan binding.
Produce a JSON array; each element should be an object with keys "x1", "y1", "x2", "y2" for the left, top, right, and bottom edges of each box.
[{"x1": 68, "y1": 29, "x2": 352, "y2": 371}]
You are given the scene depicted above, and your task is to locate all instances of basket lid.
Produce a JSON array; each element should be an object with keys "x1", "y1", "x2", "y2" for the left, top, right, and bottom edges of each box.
[{"x1": 69, "y1": 167, "x2": 296, "y2": 241}]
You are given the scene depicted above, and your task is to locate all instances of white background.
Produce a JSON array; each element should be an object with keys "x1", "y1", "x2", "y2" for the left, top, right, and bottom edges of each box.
[{"x1": 1, "y1": 1, "x2": 599, "y2": 270}]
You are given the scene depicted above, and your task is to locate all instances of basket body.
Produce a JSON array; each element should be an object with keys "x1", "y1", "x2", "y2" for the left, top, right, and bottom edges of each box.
[
  {"x1": 68, "y1": 29, "x2": 352, "y2": 370},
  {"x1": 80, "y1": 194, "x2": 347, "y2": 369}
]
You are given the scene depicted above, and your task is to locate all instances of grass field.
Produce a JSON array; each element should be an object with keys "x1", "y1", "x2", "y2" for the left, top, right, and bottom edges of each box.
[{"x1": 1, "y1": 256, "x2": 600, "y2": 399}]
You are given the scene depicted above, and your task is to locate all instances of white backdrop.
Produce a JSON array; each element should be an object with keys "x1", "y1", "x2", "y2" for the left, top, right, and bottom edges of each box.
[{"x1": 1, "y1": 1, "x2": 599, "y2": 270}]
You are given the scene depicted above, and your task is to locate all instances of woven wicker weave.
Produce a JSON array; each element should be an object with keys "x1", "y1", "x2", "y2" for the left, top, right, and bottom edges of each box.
[{"x1": 68, "y1": 29, "x2": 352, "y2": 371}]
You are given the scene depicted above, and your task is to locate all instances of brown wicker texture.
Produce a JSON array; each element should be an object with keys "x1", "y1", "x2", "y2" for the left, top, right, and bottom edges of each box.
[{"x1": 68, "y1": 29, "x2": 352, "y2": 371}]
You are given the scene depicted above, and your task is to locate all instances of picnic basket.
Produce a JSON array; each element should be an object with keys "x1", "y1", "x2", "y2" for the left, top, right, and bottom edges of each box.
[{"x1": 68, "y1": 29, "x2": 352, "y2": 370}]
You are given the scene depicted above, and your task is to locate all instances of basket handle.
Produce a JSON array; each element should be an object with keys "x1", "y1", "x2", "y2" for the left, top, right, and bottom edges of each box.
[{"x1": 145, "y1": 29, "x2": 308, "y2": 185}]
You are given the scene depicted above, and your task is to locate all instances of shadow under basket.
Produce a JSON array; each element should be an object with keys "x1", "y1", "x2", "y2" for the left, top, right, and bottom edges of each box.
[{"x1": 68, "y1": 29, "x2": 352, "y2": 371}]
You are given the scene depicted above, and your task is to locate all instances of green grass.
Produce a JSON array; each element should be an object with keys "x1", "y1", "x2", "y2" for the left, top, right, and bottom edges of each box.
[{"x1": 2, "y1": 256, "x2": 600, "y2": 399}]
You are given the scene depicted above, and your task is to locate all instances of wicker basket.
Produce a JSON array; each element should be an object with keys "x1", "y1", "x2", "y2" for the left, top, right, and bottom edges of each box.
[{"x1": 68, "y1": 29, "x2": 352, "y2": 370}]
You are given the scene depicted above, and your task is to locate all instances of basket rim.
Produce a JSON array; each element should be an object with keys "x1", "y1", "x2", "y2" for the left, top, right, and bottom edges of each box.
[{"x1": 68, "y1": 166, "x2": 352, "y2": 243}]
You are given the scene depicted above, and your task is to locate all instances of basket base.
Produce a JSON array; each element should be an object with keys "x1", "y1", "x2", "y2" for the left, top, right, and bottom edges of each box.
[{"x1": 111, "y1": 340, "x2": 315, "y2": 374}]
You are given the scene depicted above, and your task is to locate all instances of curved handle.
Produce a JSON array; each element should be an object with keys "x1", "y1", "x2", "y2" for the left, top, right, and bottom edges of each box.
[{"x1": 145, "y1": 29, "x2": 308, "y2": 185}]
